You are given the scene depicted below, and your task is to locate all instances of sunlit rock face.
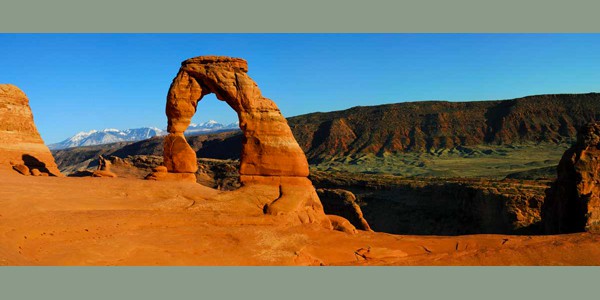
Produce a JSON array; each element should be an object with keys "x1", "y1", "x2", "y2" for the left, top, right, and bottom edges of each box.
[
  {"x1": 151, "y1": 56, "x2": 331, "y2": 229},
  {"x1": 0, "y1": 84, "x2": 62, "y2": 176}
]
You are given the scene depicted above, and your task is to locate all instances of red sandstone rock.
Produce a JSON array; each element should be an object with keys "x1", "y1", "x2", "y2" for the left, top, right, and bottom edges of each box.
[
  {"x1": 0, "y1": 84, "x2": 62, "y2": 176},
  {"x1": 145, "y1": 171, "x2": 196, "y2": 183},
  {"x1": 161, "y1": 56, "x2": 329, "y2": 228},
  {"x1": 30, "y1": 169, "x2": 42, "y2": 176},
  {"x1": 12, "y1": 164, "x2": 29, "y2": 176},
  {"x1": 92, "y1": 155, "x2": 117, "y2": 178},
  {"x1": 92, "y1": 170, "x2": 117, "y2": 178},
  {"x1": 163, "y1": 134, "x2": 198, "y2": 173},
  {"x1": 543, "y1": 121, "x2": 600, "y2": 233},
  {"x1": 152, "y1": 166, "x2": 168, "y2": 173},
  {"x1": 165, "y1": 56, "x2": 309, "y2": 177},
  {"x1": 328, "y1": 215, "x2": 358, "y2": 234},
  {"x1": 317, "y1": 188, "x2": 373, "y2": 231}
]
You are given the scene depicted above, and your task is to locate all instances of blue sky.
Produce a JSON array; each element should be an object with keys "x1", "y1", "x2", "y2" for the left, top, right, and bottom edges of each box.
[{"x1": 1, "y1": 34, "x2": 599, "y2": 143}]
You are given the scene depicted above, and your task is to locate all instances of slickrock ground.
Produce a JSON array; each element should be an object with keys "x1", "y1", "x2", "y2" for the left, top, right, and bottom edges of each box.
[{"x1": 2, "y1": 170, "x2": 599, "y2": 266}]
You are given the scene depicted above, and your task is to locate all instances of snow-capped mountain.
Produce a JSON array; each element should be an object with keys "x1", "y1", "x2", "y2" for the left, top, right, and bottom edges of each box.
[
  {"x1": 185, "y1": 120, "x2": 239, "y2": 135},
  {"x1": 48, "y1": 127, "x2": 167, "y2": 150},
  {"x1": 49, "y1": 120, "x2": 240, "y2": 150}
]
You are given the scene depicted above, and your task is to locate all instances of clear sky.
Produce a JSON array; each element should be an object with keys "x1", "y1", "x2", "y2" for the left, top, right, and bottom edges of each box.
[{"x1": 1, "y1": 34, "x2": 599, "y2": 143}]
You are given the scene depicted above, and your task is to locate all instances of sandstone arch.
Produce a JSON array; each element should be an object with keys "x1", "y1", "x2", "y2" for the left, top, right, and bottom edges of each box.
[{"x1": 156, "y1": 56, "x2": 331, "y2": 228}]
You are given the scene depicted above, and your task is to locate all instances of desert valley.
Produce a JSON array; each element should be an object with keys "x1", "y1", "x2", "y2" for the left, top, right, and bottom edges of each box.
[{"x1": 2, "y1": 55, "x2": 600, "y2": 266}]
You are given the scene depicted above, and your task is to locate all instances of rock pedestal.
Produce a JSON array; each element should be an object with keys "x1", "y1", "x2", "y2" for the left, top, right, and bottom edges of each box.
[{"x1": 0, "y1": 84, "x2": 62, "y2": 176}]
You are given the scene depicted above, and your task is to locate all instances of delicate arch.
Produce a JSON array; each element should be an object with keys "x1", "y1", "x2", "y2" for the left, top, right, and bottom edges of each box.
[{"x1": 163, "y1": 56, "x2": 309, "y2": 178}]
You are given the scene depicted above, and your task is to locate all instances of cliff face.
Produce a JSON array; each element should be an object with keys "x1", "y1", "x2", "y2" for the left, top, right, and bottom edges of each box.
[
  {"x1": 0, "y1": 84, "x2": 62, "y2": 176},
  {"x1": 543, "y1": 122, "x2": 600, "y2": 233},
  {"x1": 288, "y1": 93, "x2": 600, "y2": 162},
  {"x1": 310, "y1": 171, "x2": 546, "y2": 235}
]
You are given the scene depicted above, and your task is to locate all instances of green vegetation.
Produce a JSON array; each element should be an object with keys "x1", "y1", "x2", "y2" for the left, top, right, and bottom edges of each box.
[{"x1": 310, "y1": 142, "x2": 568, "y2": 179}]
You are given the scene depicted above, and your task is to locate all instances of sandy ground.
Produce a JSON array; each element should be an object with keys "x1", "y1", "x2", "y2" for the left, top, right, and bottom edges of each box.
[{"x1": 1, "y1": 170, "x2": 599, "y2": 266}]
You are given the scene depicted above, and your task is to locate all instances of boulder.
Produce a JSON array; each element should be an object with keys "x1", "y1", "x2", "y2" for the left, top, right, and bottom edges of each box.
[
  {"x1": 328, "y1": 215, "x2": 358, "y2": 234},
  {"x1": 12, "y1": 164, "x2": 29, "y2": 176}
]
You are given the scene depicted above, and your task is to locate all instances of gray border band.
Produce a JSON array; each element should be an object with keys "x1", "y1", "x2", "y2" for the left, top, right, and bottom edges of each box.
[
  {"x1": 1, "y1": 0, "x2": 600, "y2": 32},
  {"x1": 2, "y1": 0, "x2": 600, "y2": 299}
]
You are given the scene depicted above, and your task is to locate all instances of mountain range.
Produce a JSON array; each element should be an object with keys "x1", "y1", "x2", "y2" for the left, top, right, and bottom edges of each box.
[{"x1": 48, "y1": 120, "x2": 239, "y2": 150}]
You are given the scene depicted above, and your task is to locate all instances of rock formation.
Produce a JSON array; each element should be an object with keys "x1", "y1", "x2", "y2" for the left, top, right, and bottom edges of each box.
[
  {"x1": 92, "y1": 155, "x2": 117, "y2": 178},
  {"x1": 327, "y1": 215, "x2": 358, "y2": 234},
  {"x1": 12, "y1": 164, "x2": 30, "y2": 175},
  {"x1": 287, "y1": 93, "x2": 600, "y2": 160},
  {"x1": 317, "y1": 188, "x2": 373, "y2": 231},
  {"x1": 0, "y1": 84, "x2": 62, "y2": 176},
  {"x1": 543, "y1": 121, "x2": 600, "y2": 233},
  {"x1": 150, "y1": 56, "x2": 330, "y2": 228}
]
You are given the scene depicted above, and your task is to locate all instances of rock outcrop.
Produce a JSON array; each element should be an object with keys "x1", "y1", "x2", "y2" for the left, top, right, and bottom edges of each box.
[
  {"x1": 0, "y1": 84, "x2": 62, "y2": 176},
  {"x1": 317, "y1": 188, "x2": 372, "y2": 231},
  {"x1": 543, "y1": 122, "x2": 600, "y2": 233},
  {"x1": 327, "y1": 215, "x2": 358, "y2": 234},
  {"x1": 92, "y1": 155, "x2": 117, "y2": 178},
  {"x1": 149, "y1": 56, "x2": 330, "y2": 228}
]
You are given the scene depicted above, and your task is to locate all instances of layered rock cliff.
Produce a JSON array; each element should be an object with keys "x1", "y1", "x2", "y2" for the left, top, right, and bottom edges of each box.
[{"x1": 288, "y1": 93, "x2": 600, "y2": 162}]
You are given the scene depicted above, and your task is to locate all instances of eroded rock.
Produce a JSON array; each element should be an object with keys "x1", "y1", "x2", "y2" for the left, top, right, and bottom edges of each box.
[
  {"x1": 152, "y1": 56, "x2": 330, "y2": 228},
  {"x1": 0, "y1": 84, "x2": 62, "y2": 176},
  {"x1": 543, "y1": 121, "x2": 600, "y2": 233},
  {"x1": 317, "y1": 188, "x2": 373, "y2": 231},
  {"x1": 328, "y1": 215, "x2": 358, "y2": 234},
  {"x1": 92, "y1": 155, "x2": 117, "y2": 178},
  {"x1": 12, "y1": 164, "x2": 29, "y2": 176}
]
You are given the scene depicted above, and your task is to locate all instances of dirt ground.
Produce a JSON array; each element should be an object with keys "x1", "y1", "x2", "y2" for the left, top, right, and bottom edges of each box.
[{"x1": 1, "y1": 169, "x2": 599, "y2": 266}]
